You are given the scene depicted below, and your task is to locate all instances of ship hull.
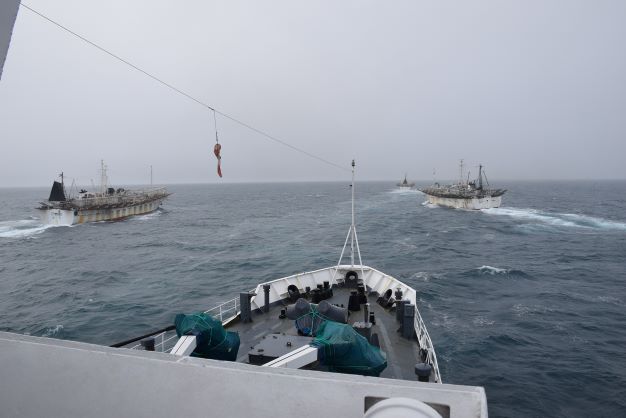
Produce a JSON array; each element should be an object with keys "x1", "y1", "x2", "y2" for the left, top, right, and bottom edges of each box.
[
  {"x1": 423, "y1": 194, "x2": 502, "y2": 210},
  {"x1": 38, "y1": 199, "x2": 165, "y2": 226}
]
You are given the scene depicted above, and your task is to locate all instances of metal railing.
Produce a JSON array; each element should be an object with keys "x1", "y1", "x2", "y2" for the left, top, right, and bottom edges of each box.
[
  {"x1": 204, "y1": 296, "x2": 240, "y2": 324},
  {"x1": 129, "y1": 331, "x2": 178, "y2": 353},
  {"x1": 123, "y1": 296, "x2": 240, "y2": 353},
  {"x1": 414, "y1": 309, "x2": 442, "y2": 383}
]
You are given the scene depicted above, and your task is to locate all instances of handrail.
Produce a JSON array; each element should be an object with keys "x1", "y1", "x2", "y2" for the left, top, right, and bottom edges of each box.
[
  {"x1": 112, "y1": 297, "x2": 239, "y2": 351},
  {"x1": 204, "y1": 296, "x2": 240, "y2": 324},
  {"x1": 414, "y1": 306, "x2": 442, "y2": 383}
]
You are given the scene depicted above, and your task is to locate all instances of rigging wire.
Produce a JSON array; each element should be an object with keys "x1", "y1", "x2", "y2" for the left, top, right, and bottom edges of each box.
[
  {"x1": 213, "y1": 110, "x2": 219, "y2": 145},
  {"x1": 19, "y1": 3, "x2": 349, "y2": 173}
]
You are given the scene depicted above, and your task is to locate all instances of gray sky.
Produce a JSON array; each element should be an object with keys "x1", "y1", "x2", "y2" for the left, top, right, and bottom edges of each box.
[{"x1": 1, "y1": 0, "x2": 625, "y2": 187}]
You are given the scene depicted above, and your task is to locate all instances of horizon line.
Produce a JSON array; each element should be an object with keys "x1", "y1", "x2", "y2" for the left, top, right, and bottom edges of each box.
[{"x1": 2, "y1": 177, "x2": 626, "y2": 189}]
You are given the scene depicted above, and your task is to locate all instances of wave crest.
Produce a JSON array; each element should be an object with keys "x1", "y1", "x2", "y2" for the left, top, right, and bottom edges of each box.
[
  {"x1": 464, "y1": 265, "x2": 530, "y2": 278},
  {"x1": 0, "y1": 220, "x2": 54, "y2": 239},
  {"x1": 482, "y1": 207, "x2": 626, "y2": 231}
]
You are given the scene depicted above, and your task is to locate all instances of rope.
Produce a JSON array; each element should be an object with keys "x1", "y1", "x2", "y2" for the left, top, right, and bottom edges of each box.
[
  {"x1": 213, "y1": 109, "x2": 219, "y2": 144},
  {"x1": 19, "y1": 3, "x2": 349, "y2": 173}
]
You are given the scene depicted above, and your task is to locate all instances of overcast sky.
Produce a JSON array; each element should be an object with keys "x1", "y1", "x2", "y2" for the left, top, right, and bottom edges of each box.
[{"x1": 1, "y1": 0, "x2": 625, "y2": 187}]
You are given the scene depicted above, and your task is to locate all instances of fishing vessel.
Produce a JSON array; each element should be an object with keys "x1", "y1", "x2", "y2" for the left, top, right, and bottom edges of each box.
[
  {"x1": 38, "y1": 161, "x2": 170, "y2": 225},
  {"x1": 420, "y1": 161, "x2": 506, "y2": 210},
  {"x1": 397, "y1": 174, "x2": 416, "y2": 189}
]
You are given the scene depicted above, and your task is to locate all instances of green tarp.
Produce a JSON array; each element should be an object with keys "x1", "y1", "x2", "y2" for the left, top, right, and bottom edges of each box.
[
  {"x1": 174, "y1": 313, "x2": 240, "y2": 361},
  {"x1": 312, "y1": 320, "x2": 387, "y2": 377}
]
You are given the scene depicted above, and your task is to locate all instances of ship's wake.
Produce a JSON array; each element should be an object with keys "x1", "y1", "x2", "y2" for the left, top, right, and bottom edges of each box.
[
  {"x1": 0, "y1": 219, "x2": 54, "y2": 238},
  {"x1": 134, "y1": 208, "x2": 166, "y2": 221},
  {"x1": 388, "y1": 188, "x2": 422, "y2": 195},
  {"x1": 482, "y1": 207, "x2": 626, "y2": 231}
]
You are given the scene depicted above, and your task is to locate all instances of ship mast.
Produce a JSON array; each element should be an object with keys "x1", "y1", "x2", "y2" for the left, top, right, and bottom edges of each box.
[
  {"x1": 350, "y1": 159, "x2": 355, "y2": 265},
  {"x1": 100, "y1": 160, "x2": 109, "y2": 194},
  {"x1": 459, "y1": 159, "x2": 464, "y2": 185},
  {"x1": 478, "y1": 164, "x2": 483, "y2": 190},
  {"x1": 60, "y1": 171, "x2": 66, "y2": 197},
  {"x1": 332, "y1": 160, "x2": 364, "y2": 284}
]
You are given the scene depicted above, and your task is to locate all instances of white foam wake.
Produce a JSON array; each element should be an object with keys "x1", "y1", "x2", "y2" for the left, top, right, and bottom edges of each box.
[
  {"x1": 482, "y1": 207, "x2": 626, "y2": 231},
  {"x1": 388, "y1": 188, "x2": 422, "y2": 195},
  {"x1": 135, "y1": 211, "x2": 162, "y2": 221},
  {"x1": 0, "y1": 219, "x2": 53, "y2": 238},
  {"x1": 476, "y1": 265, "x2": 510, "y2": 275}
]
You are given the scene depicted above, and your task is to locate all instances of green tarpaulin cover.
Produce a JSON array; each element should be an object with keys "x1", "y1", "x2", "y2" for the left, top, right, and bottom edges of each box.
[
  {"x1": 312, "y1": 320, "x2": 387, "y2": 376},
  {"x1": 174, "y1": 313, "x2": 240, "y2": 361}
]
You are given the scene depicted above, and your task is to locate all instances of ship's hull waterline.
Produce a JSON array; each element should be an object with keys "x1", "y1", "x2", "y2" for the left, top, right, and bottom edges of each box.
[
  {"x1": 39, "y1": 199, "x2": 165, "y2": 226},
  {"x1": 424, "y1": 194, "x2": 502, "y2": 210}
]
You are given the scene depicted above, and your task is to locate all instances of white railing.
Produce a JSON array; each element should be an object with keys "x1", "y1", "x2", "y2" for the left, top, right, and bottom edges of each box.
[
  {"x1": 360, "y1": 265, "x2": 443, "y2": 384},
  {"x1": 127, "y1": 297, "x2": 240, "y2": 353},
  {"x1": 204, "y1": 297, "x2": 240, "y2": 324},
  {"x1": 414, "y1": 306, "x2": 442, "y2": 384}
]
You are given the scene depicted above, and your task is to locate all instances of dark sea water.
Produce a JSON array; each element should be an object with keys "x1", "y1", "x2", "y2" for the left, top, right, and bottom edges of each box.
[{"x1": 1, "y1": 181, "x2": 625, "y2": 417}]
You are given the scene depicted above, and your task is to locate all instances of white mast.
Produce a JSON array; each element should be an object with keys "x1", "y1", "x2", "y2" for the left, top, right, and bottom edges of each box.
[
  {"x1": 332, "y1": 160, "x2": 364, "y2": 284},
  {"x1": 350, "y1": 159, "x2": 355, "y2": 266},
  {"x1": 100, "y1": 160, "x2": 105, "y2": 194}
]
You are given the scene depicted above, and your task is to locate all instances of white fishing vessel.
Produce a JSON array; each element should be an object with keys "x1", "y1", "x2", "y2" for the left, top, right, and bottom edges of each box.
[
  {"x1": 38, "y1": 161, "x2": 170, "y2": 226},
  {"x1": 397, "y1": 174, "x2": 416, "y2": 189},
  {"x1": 420, "y1": 161, "x2": 506, "y2": 210}
]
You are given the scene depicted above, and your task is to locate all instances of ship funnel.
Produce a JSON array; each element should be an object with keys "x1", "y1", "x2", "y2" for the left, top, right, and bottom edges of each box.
[{"x1": 48, "y1": 181, "x2": 66, "y2": 201}]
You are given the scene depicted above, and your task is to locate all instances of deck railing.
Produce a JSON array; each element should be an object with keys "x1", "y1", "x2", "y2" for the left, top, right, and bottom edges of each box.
[
  {"x1": 414, "y1": 305, "x2": 442, "y2": 383},
  {"x1": 124, "y1": 297, "x2": 240, "y2": 353},
  {"x1": 204, "y1": 297, "x2": 240, "y2": 324}
]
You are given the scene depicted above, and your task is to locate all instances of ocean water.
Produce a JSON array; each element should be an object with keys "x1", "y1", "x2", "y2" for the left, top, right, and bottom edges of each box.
[{"x1": 1, "y1": 181, "x2": 625, "y2": 417}]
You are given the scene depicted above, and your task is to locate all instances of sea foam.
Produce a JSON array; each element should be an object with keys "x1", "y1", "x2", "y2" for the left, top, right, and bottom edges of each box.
[
  {"x1": 0, "y1": 220, "x2": 53, "y2": 239},
  {"x1": 482, "y1": 207, "x2": 626, "y2": 231}
]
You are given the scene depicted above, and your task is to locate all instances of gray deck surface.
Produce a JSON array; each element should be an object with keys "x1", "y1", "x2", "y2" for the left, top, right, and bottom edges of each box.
[{"x1": 226, "y1": 285, "x2": 424, "y2": 381}]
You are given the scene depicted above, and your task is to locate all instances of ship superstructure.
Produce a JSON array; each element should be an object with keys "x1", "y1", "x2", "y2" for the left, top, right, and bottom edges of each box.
[
  {"x1": 38, "y1": 161, "x2": 170, "y2": 225},
  {"x1": 420, "y1": 161, "x2": 506, "y2": 210}
]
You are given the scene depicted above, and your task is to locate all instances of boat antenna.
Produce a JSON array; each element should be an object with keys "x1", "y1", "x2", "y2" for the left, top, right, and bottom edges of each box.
[
  {"x1": 100, "y1": 160, "x2": 107, "y2": 194},
  {"x1": 482, "y1": 168, "x2": 491, "y2": 188},
  {"x1": 59, "y1": 171, "x2": 66, "y2": 197},
  {"x1": 351, "y1": 159, "x2": 355, "y2": 265},
  {"x1": 332, "y1": 160, "x2": 364, "y2": 284},
  {"x1": 459, "y1": 159, "x2": 464, "y2": 185}
]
